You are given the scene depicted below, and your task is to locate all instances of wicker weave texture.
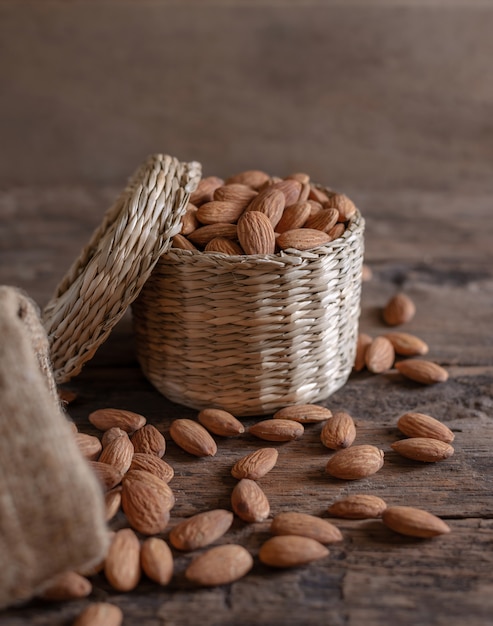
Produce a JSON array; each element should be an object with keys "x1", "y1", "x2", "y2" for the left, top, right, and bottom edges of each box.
[
  {"x1": 42, "y1": 154, "x2": 201, "y2": 383},
  {"x1": 132, "y1": 210, "x2": 365, "y2": 416}
]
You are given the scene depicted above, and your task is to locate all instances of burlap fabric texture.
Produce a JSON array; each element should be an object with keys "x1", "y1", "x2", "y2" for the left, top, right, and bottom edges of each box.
[{"x1": 0, "y1": 286, "x2": 108, "y2": 609}]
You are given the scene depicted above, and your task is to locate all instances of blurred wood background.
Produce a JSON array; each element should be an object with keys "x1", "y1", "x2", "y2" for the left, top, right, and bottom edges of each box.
[{"x1": 1, "y1": 1, "x2": 492, "y2": 191}]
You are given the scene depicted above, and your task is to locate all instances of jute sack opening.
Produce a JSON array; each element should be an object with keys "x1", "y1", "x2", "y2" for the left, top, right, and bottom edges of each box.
[
  {"x1": 132, "y1": 203, "x2": 365, "y2": 416},
  {"x1": 0, "y1": 286, "x2": 108, "y2": 609}
]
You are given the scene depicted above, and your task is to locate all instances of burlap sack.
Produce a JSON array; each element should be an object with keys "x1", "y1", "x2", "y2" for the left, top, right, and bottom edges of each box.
[{"x1": 0, "y1": 286, "x2": 108, "y2": 609}]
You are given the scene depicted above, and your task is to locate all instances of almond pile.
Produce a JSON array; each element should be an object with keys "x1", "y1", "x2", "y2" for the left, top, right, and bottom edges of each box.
[{"x1": 172, "y1": 170, "x2": 357, "y2": 255}]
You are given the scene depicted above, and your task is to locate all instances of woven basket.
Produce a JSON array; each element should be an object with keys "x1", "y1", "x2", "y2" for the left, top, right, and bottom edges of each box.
[{"x1": 132, "y1": 204, "x2": 365, "y2": 416}]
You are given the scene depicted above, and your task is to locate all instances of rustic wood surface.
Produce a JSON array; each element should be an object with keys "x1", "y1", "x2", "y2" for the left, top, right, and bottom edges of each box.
[{"x1": 1, "y1": 186, "x2": 492, "y2": 625}]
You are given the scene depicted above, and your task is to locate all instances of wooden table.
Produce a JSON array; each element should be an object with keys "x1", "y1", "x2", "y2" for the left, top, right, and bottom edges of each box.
[{"x1": 1, "y1": 187, "x2": 492, "y2": 625}]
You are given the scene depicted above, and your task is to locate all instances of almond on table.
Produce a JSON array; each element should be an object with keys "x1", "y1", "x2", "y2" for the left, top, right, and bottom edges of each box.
[
  {"x1": 396, "y1": 412, "x2": 455, "y2": 443},
  {"x1": 328, "y1": 494, "x2": 387, "y2": 519},
  {"x1": 320, "y1": 411, "x2": 356, "y2": 450},
  {"x1": 391, "y1": 437, "x2": 454, "y2": 462},
  {"x1": 258, "y1": 535, "x2": 329, "y2": 568},
  {"x1": 395, "y1": 359, "x2": 449, "y2": 384},
  {"x1": 169, "y1": 509, "x2": 234, "y2": 551}
]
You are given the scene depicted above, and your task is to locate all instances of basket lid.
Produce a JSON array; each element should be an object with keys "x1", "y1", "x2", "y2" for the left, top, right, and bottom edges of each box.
[{"x1": 42, "y1": 154, "x2": 202, "y2": 383}]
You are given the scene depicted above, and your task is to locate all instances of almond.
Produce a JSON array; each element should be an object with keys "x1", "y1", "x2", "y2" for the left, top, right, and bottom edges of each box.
[
  {"x1": 231, "y1": 447, "x2": 279, "y2": 480},
  {"x1": 169, "y1": 418, "x2": 217, "y2": 457},
  {"x1": 298, "y1": 181, "x2": 311, "y2": 202},
  {"x1": 58, "y1": 388, "x2": 77, "y2": 405},
  {"x1": 320, "y1": 411, "x2": 356, "y2": 450},
  {"x1": 104, "y1": 528, "x2": 141, "y2": 592},
  {"x1": 204, "y1": 237, "x2": 244, "y2": 255},
  {"x1": 273, "y1": 404, "x2": 332, "y2": 423},
  {"x1": 197, "y1": 408, "x2": 245, "y2": 436},
  {"x1": 277, "y1": 228, "x2": 333, "y2": 251},
  {"x1": 231, "y1": 478, "x2": 270, "y2": 522},
  {"x1": 275, "y1": 201, "x2": 311, "y2": 233},
  {"x1": 196, "y1": 201, "x2": 246, "y2": 225},
  {"x1": 73, "y1": 602, "x2": 123, "y2": 626},
  {"x1": 169, "y1": 509, "x2": 234, "y2": 551},
  {"x1": 304, "y1": 208, "x2": 339, "y2": 233},
  {"x1": 75, "y1": 432, "x2": 102, "y2": 460},
  {"x1": 365, "y1": 336, "x2": 395, "y2": 374},
  {"x1": 89, "y1": 461, "x2": 123, "y2": 491},
  {"x1": 327, "y1": 222, "x2": 345, "y2": 240},
  {"x1": 308, "y1": 185, "x2": 330, "y2": 204},
  {"x1": 213, "y1": 183, "x2": 258, "y2": 207},
  {"x1": 105, "y1": 487, "x2": 122, "y2": 522},
  {"x1": 325, "y1": 192, "x2": 357, "y2": 222},
  {"x1": 237, "y1": 211, "x2": 276, "y2": 255},
  {"x1": 382, "y1": 506, "x2": 451, "y2": 538},
  {"x1": 129, "y1": 452, "x2": 174, "y2": 483},
  {"x1": 131, "y1": 424, "x2": 166, "y2": 457},
  {"x1": 101, "y1": 426, "x2": 127, "y2": 448},
  {"x1": 258, "y1": 535, "x2": 329, "y2": 568},
  {"x1": 99, "y1": 431, "x2": 134, "y2": 474},
  {"x1": 353, "y1": 332, "x2": 372, "y2": 372},
  {"x1": 249, "y1": 418, "x2": 304, "y2": 442},
  {"x1": 122, "y1": 469, "x2": 175, "y2": 535},
  {"x1": 40, "y1": 571, "x2": 92, "y2": 601},
  {"x1": 185, "y1": 544, "x2": 253, "y2": 586},
  {"x1": 225, "y1": 170, "x2": 270, "y2": 189},
  {"x1": 383, "y1": 293, "x2": 416, "y2": 326},
  {"x1": 391, "y1": 437, "x2": 454, "y2": 462},
  {"x1": 395, "y1": 359, "x2": 449, "y2": 384},
  {"x1": 172, "y1": 233, "x2": 198, "y2": 251},
  {"x1": 325, "y1": 445, "x2": 384, "y2": 480},
  {"x1": 307, "y1": 199, "x2": 324, "y2": 217},
  {"x1": 270, "y1": 512, "x2": 343, "y2": 544},
  {"x1": 245, "y1": 188, "x2": 285, "y2": 228},
  {"x1": 328, "y1": 494, "x2": 387, "y2": 519},
  {"x1": 189, "y1": 176, "x2": 224, "y2": 206},
  {"x1": 187, "y1": 223, "x2": 238, "y2": 247},
  {"x1": 384, "y1": 332, "x2": 429, "y2": 356},
  {"x1": 286, "y1": 172, "x2": 310, "y2": 184},
  {"x1": 397, "y1": 412, "x2": 455, "y2": 443},
  {"x1": 271, "y1": 179, "x2": 302, "y2": 205},
  {"x1": 88, "y1": 408, "x2": 146, "y2": 433},
  {"x1": 180, "y1": 203, "x2": 199, "y2": 235},
  {"x1": 140, "y1": 537, "x2": 174, "y2": 586}
]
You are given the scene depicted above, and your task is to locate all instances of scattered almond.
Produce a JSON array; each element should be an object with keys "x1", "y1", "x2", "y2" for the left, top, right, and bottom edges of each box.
[
  {"x1": 325, "y1": 445, "x2": 384, "y2": 480},
  {"x1": 249, "y1": 418, "x2": 304, "y2": 442},
  {"x1": 391, "y1": 437, "x2": 454, "y2": 462},
  {"x1": 131, "y1": 424, "x2": 166, "y2": 457},
  {"x1": 140, "y1": 537, "x2": 174, "y2": 586},
  {"x1": 104, "y1": 528, "x2": 141, "y2": 592},
  {"x1": 384, "y1": 332, "x2": 429, "y2": 356},
  {"x1": 98, "y1": 431, "x2": 134, "y2": 474},
  {"x1": 185, "y1": 544, "x2": 254, "y2": 587},
  {"x1": 328, "y1": 494, "x2": 387, "y2": 519},
  {"x1": 73, "y1": 602, "x2": 123, "y2": 626},
  {"x1": 88, "y1": 408, "x2": 146, "y2": 433},
  {"x1": 353, "y1": 332, "x2": 372, "y2": 372},
  {"x1": 40, "y1": 571, "x2": 92, "y2": 601},
  {"x1": 365, "y1": 336, "x2": 395, "y2": 374},
  {"x1": 273, "y1": 404, "x2": 332, "y2": 423},
  {"x1": 383, "y1": 293, "x2": 416, "y2": 326},
  {"x1": 259, "y1": 535, "x2": 329, "y2": 568},
  {"x1": 382, "y1": 506, "x2": 451, "y2": 538},
  {"x1": 58, "y1": 388, "x2": 77, "y2": 405},
  {"x1": 270, "y1": 512, "x2": 343, "y2": 544},
  {"x1": 105, "y1": 487, "x2": 122, "y2": 521},
  {"x1": 122, "y1": 469, "x2": 174, "y2": 535},
  {"x1": 231, "y1": 447, "x2": 279, "y2": 480},
  {"x1": 231, "y1": 478, "x2": 270, "y2": 522},
  {"x1": 197, "y1": 408, "x2": 245, "y2": 436},
  {"x1": 75, "y1": 432, "x2": 102, "y2": 461},
  {"x1": 395, "y1": 359, "x2": 449, "y2": 384},
  {"x1": 320, "y1": 411, "x2": 356, "y2": 450},
  {"x1": 397, "y1": 412, "x2": 455, "y2": 443},
  {"x1": 129, "y1": 452, "x2": 175, "y2": 483},
  {"x1": 102, "y1": 427, "x2": 128, "y2": 448},
  {"x1": 89, "y1": 461, "x2": 123, "y2": 491},
  {"x1": 169, "y1": 418, "x2": 217, "y2": 457},
  {"x1": 169, "y1": 509, "x2": 234, "y2": 551}
]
